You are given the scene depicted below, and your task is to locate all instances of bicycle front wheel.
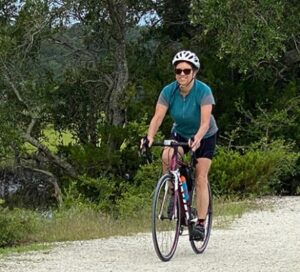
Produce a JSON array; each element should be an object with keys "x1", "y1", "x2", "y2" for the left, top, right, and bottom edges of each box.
[
  {"x1": 152, "y1": 174, "x2": 181, "y2": 262},
  {"x1": 190, "y1": 182, "x2": 213, "y2": 254}
]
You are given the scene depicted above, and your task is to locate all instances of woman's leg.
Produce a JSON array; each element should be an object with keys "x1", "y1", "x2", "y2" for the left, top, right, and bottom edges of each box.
[
  {"x1": 161, "y1": 147, "x2": 184, "y2": 173},
  {"x1": 195, "y1": 158, "x2": 212, "y2": 220},
  {"x1": 162, "y1": 148, "x2": 172, "y2": 173}
]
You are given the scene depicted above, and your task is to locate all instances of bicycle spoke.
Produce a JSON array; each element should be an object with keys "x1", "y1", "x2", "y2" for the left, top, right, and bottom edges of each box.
[{"x1": 152, "y1": 174, "x2": 180, "y2": 262}]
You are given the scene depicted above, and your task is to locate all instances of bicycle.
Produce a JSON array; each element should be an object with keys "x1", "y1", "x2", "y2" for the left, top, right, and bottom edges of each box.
[{"x1": 146, "y1": 139, "x2": 213, "y2": 262}]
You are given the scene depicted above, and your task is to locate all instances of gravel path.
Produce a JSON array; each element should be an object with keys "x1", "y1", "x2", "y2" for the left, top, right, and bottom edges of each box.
[{"x1": 0, "y1": 196, "x2": 299, "y2": 272}]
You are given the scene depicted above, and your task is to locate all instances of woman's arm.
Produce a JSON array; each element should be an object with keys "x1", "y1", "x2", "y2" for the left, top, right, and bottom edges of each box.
[
  {"x1": 190, "y1": 104, "x2": 212, "y2": 151},
  {"x1": 146, "y1": 103, "x2": 168, "y2": 146}
]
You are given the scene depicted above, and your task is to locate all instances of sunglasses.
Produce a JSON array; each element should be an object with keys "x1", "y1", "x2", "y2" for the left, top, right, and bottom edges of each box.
[{"x1": 175, "y1": 68, "x2": 192, "y2": 75}]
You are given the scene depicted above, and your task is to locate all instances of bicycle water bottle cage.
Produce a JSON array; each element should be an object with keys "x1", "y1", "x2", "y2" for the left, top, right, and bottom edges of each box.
[{"x1": 180, "y1": 166, "x2": 193, "y2": 191}]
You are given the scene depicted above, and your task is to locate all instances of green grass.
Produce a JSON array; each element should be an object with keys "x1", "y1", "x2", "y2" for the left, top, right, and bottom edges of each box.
[
  {"x1": 213, "y1": 197, "x2": 266, "y2": 228},
  {"x1": 0, "y1": 243, "x2": 52, "y2": 257},
  {"x1": 0, "y1": 207, "x2": 152, "y2": 256},
  {"x1": 24, "y1": 125, "x2": 75, "y2": 153},
  {"x1": 32, "y1": 209, "x2": 152, "y2": 243},
  {"x1": 0, "y1": 197, "x2": 271, "y2": 256}
]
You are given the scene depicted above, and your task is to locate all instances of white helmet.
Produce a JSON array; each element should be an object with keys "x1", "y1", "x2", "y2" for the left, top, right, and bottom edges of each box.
[{"x1": 172, "y1": 50, "x2": 200, "y2": 69}]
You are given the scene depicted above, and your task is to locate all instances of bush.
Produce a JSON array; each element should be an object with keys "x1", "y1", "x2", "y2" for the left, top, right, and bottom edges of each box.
[
  {"x1": 132, "y1": 162, "x2": 162, "y2": 193},
  {"x1": 116, "y1": 161, "x2": 161, "y2": 219},
  {"x1": 210, "y1": 139, "x2": 299, "y2": 196},
  {"x1": 0, "y1": 207, "x2": 38, "y2": 247},
  {"x1": 61, "y1": 175, "x2": 119, "y2": 213},
  {"x1": 116, "y1": 192, "x2": 152, "y2": 219}
]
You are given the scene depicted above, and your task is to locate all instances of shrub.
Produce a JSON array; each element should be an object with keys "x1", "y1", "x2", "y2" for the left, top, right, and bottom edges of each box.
[
  {"x1": 210, "y1": 139, "x2": 299, "y2": 196},
  {"x1": 61, "y1": 175, "x2": 118, "y2": 213},
  {"x1": 116, "y1": 161, "x2": 161, "y2": 219},
  {"x1": 116, "y1": 191, "x2": 152, "y2": 219},
  {"x1": 0, "y1": 208, "x2": 38, "y2": 247},
  {"x1": 132, "y1": 162, "x2": 162, "y2": 193}
]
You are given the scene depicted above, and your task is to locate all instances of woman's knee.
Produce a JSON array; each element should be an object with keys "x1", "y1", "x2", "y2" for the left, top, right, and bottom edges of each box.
[
  {"x1": 161, "y1": 149, "x2": 169, "y2": 163},
  {"x1": 162, "y1": 148, "x2": 172, "y2": 164}
]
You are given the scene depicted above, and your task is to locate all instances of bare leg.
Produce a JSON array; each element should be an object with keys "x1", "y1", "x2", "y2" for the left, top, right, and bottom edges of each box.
[
  {"x1": 161, "y1": 147, "x2": 184, "y2": 173},
  {"x1": 195, "y1": 158, "x2": 212, "y2": 220}
]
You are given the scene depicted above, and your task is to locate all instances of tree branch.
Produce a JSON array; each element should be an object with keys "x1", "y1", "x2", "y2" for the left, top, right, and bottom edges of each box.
[
  {"x1": 22, "y1": 166, "x2": 63, "y2": 205},
  {"x1": 22, "y1": 133, "x2": 77, "y2": 178},
  {"x1": 1, "y1": 59, "x2": 28, "y2": 109}
]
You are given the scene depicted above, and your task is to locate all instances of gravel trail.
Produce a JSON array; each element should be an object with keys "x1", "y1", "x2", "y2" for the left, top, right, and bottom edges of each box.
[{"x1": 0, "y1": 196, "x2": 299, "y2": 272}]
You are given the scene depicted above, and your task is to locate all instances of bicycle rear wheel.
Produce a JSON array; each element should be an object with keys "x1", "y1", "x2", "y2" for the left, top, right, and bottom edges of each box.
[
  {"x1": 189, "y1": 182, "x2": 213, "y2": 254},
  {"x1": 152, "y1": 174, "x2": 181, "y2": 262}
]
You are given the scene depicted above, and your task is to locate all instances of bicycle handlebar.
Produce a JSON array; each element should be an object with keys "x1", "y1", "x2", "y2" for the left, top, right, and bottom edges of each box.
[
  {"x1": 140, "y1": 139, "x2": 197, "y2": 166},
  {"x1": 152, "y1": 140, "x2": 190, "y2": 147}
]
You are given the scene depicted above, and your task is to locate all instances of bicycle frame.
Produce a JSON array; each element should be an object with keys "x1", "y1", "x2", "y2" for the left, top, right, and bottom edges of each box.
[{"x1": 155, "y1": 141, "x2": 193, "y2": 226}]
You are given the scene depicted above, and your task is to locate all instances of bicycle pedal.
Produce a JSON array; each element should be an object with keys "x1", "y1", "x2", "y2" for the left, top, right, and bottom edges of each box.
[{"x1": 179, "y1": 227, "x2": 188, "y2": 236}]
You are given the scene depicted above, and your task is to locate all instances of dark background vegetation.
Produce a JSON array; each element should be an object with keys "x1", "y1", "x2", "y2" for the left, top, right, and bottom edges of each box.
[{"x1": 0, "y1": 0, "x2": 299, "y2": 248}]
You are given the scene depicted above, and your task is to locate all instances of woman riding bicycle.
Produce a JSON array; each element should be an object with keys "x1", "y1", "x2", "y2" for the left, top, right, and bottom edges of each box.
[{"x1": 142, "y1": 50, "x2": 218, "y2": 240}]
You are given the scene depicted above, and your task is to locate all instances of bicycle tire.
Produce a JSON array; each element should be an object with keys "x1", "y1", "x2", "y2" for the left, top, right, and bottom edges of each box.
[
  {"x1": 189, "y1": 182, "x2": 213, "y2": 254},
  {"x1": 152, "y1": 174, "x2": 181, "y2": 262}
]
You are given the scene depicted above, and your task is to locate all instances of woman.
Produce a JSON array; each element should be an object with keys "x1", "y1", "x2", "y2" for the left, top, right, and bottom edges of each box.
[{"x1": 143, "y1": 50, "x2": 218, "y2": 240}]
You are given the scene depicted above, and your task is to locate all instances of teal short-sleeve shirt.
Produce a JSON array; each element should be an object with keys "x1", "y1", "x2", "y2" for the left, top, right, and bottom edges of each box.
[{"x1": 158, "y1": 80, "x2": 218, "y2": 139}]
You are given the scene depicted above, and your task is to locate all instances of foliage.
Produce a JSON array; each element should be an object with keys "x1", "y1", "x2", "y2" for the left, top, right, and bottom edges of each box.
[
  {"x1": 190, "y1": 0, "x2": 300, "y2": 77},
  {"x1": 0, "y1": 104, "x2": 20, "y2": 157},
  {"x1": 0, "y1": 207, "x2": 39, "y2": 247},
  {"x1": 39, "y1": 125, "x2": 75, "y2": 153},
  {"x1": 225, "y1": 94, "x2": 300, "y2": 150},
  {"x1": 210, "y1": 139, "x2": 299, "y2": 196},
  {"x1": 0, "y1": 0, "x2": 299, "y2": 223},
  {"x1": 116, "y1": 161, "x2": 161, "y2": 219},
  {"x1": 60, "y1": 159, "x2": 162, "y2": 219},
  {"x1": 0, "y1": 197, "x2": 267, "y2": 251},
  {"x1": 116, "y1": 191, "x2": 152, "y2": 220},
  {"x1": 59, "y1": 143, "x2": 117, "y2": 177},
  {"x1": 61, "y1": 176, "x2": 120, "y2": 214},
  {"x1": 132, "y1": 161, "x2": 162, "y2": 192}
]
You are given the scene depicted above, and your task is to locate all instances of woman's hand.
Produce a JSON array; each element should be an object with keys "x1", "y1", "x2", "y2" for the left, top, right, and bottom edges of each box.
[
  {"x1": 140, "y1": 136, "x2": 153, "y2": 150},
  {"x1": 189, "y1": 135, "x2": 201, "y2": 152}
]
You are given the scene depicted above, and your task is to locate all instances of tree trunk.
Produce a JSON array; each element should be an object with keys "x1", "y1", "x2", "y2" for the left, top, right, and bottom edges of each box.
[
  {"x1": 109, "y1": 41, "x2": 128, "y2": 126},
  {"x1": 106, "y1": 0, "x2": 129, "y2": 127}
]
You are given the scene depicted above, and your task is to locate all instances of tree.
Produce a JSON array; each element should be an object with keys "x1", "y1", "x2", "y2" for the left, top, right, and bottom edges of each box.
[
  {"x1": 190, "y1": 0, "x2": 300, "y2": 79},
  {"x1": 0, "y1": 0, "x2": 156, "y2": 179},
  {"x1": 0, "y1": 1, "x2": 76, "y2": 176},
  {"x1": 46, "y1": 0, "x2": 146, "y2": 145},
  {"x1": 155, "y1": 0, "x2": 194, "y2": 40}
]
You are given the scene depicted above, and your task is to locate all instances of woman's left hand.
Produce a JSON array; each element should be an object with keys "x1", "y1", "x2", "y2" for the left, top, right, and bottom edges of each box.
[{"x1": 189, "y1": 136, "x2": 201, "y2": 152}]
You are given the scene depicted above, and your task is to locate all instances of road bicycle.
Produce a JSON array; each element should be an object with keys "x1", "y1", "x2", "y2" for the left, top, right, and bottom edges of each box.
[{"x1": 148, "y1": 140, "x2": 213, "y2": 262}]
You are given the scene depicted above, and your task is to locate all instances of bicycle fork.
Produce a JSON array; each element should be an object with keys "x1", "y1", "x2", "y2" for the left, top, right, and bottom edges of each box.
[{"x1": 158, "y1": 171, "x2": 182, "y2": 221}]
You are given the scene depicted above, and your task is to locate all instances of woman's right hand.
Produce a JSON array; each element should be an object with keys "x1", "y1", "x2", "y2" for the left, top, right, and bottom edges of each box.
[{"x1": 140, "y1": 136, "x2": 154, "y2": 149}]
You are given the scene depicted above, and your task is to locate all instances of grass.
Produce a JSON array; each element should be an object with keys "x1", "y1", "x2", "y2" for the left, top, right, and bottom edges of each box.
[
  {"x1": 0, "y1": 207, "x2": 151, "y2": 257},
  {"x1": 32, "y1": 208, "x2": 152, "y2": 243},
  {"x1": 213, "y1": 197, "x2": 264, "y2": 229},
  {"x1": 0, "y1": 197, "x2": 271, "y2": 256},
  {"x1": 23, "y1": 125, "x2": 75, "y2": 153},
  {"x1": 0, "y1": 243, "x2": 52, "y2": 257}
]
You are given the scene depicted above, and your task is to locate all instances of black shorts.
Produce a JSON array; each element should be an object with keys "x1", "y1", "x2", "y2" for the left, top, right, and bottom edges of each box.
[{"x1": 170, "y1": 132, "x2": 217, "y2": 160}]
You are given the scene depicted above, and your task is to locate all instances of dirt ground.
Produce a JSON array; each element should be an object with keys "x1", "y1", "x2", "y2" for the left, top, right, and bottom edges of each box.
[{"x1": 0, "y1": 196, "x2": 299, "y2": 272}]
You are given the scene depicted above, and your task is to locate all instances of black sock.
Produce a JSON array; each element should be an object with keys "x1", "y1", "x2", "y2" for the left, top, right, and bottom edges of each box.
[{"x1": 198, "y1": 219, "x2": 205, "y2": 226}]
